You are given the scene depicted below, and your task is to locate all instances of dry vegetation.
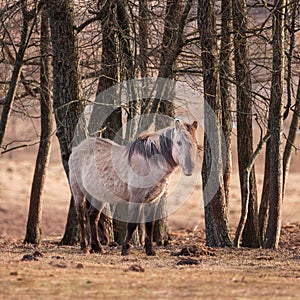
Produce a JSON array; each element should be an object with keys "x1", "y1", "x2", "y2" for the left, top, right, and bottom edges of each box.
[{"x1": 0, "y1": 226, "x2": 300, "y2": 299}]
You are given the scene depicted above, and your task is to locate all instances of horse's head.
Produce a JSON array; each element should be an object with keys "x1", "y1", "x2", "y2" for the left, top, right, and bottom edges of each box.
[{"x1": 172, "y1": 119, "x2": 198, "y2": 176}]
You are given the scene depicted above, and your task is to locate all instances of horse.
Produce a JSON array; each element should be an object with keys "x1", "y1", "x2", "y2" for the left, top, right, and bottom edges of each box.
[{"x1": 69, "y1": 118, "x2": 198, "y2": 256}]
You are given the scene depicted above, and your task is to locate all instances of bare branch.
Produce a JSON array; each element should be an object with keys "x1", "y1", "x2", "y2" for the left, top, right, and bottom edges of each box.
[{"x1": 234, "y1": 131, "x2": 271, "y2": 247}]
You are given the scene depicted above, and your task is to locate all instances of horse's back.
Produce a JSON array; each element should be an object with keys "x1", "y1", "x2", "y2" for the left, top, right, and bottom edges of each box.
[{"x1": 69, "y1": 137, "x2": 130, "y2": 203}]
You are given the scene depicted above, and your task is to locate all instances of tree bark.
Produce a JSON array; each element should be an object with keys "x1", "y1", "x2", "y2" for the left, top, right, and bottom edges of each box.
[
  {"x1": 198, "y1": 0, "x2": 232, "y2": 247},
  {"x1": 141, "y1": 0, "x2": 192, "y2": 120},
  {"x1": 232, "y1": 0, "x2": 260, "y2": 247},
  {"x1": 139, "y1": 0, "x2": 148, "y2": 79},
  {"x1": 283, "y1": 73, "x2": 300, "y2": 194},
  {"x1": 47, "y1": 0, "x2": 84, "y2": 245},
  {"x1": 24, "y1": 6, "x2": 53, "y2": 245},
  {"x1": 220, "y1": 0, "x2": 232, "y2": 209},
  {"x1": 263, "y1": 0, "x2": 285, "y2": 249},
  {"x1": 116, "y1": 0, "x2": 138, "y2": 140},
  {"x1": 282, "y1": 1, "x2": 300, "y2": 194},
  {"x1": 234, "y1": 132, "x2": 270, "y2": 247},
  {"x1": 154, "y1": 0, "x2": 193, "y2": 245},
  {"x1": 259, "y1": 140, "x2": 271, "y2": 243},
  {"x1": 88, "y1": 0, "x2": 120, "y2": 141}
]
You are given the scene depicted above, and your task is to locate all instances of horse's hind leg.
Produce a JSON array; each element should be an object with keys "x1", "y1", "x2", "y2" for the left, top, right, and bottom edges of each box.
[
  {"x1": 70, "y1": 171, "x2": 88, "y2": 253},
  {"x1": 74, "y1": 193, "x2": 88, "y2": 253},
  {"x1": 88, "y1": 202, "x2": 105, "y2": 254}
]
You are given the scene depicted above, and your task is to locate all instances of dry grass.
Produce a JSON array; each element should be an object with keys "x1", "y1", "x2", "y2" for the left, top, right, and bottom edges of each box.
[{"x1": 0, "y1": 227, "x2": 300, "y2": 300}]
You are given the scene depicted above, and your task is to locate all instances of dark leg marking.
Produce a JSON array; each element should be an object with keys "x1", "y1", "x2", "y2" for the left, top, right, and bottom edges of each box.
[
  {"x1": 88, "y1": 205, "x2": 105, "y2": 254},
  {"x1": 145, "y1": 221, "x2": 156, "y2": 256},
  {"x1": 121, "y1": 222, "x2": 138, "y2": 256}
]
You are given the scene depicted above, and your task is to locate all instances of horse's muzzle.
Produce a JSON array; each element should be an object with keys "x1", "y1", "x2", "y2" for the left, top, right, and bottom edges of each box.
[{"x1": 183, "y1": 169, "x2": 193, "y2": 176}]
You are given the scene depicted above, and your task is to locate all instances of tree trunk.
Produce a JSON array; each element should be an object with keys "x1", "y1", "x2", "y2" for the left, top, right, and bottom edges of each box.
[
  {"x1": 88, "y1": 0, "x2": 119, "y2": 140},
  {"x1": 282, "y1": 1, "x2": 300, "y2": 194},
  {"x1": 24, "y1": 7, "x2": 53, "y2": 245},
  {"x1": 198, "y1": 0, "x2": 232, "y2": 247},
  {"x1": 235, "y1": 132, "x2": 270, "y2": 247},
  {"x1": 153, "y1": 0, "x2": 192, "y2": 245},
  {"x1": 47, "y1": 0, "x2": 84, "y2": 245},
  {"x1": 116, "y1": 0, "x2": 138, "y2": 141},
  {"x1": 258, "y1": 144, "x2": 270, "y2": 243},
  {"x1": 139, "y1": 0, "x2": 148, "y2": 79},
  {"x1": 141, "y1": 0, "x2": 192, "y2": 120},
  {"x1": 263, "y1": 3, "x2": 299, "y2": 239},
  {"x1": 263, "y1": 0, "x2": 285, "y2": 249},
  {"x1": 220, "y1": 0, "x2": 232, "y2": 209},
  {"x1": 153, "y1": 194, "x2": 171, "y2": 246},
  {"x1": 283, "y1": 74, "x2": 300, "y2": 193},
  {"x1": 232, "y1": 0, "x2": 260, "y2": 247}
]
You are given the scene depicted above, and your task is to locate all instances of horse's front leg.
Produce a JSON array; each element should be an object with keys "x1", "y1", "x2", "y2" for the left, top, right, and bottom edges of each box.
[
  {"x1": 145, "y1": 221, "x2": 156, "y2": 256},
  {"x1": 88, "y1": 202, "x2": 105, "y2": 254},
  {"x1": 144, "y1": 200, "x2": 160, "y2": 256},
  {"x1": 121, "y1": 202, "x2": 142, "y2": 256},
  {"x1": 121, "y1": 222, "x2": 139, "y2": 256}
]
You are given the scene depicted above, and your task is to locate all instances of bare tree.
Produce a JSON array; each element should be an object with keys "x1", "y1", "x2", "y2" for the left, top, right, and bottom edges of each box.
[
  {"x1": 152, "y1": 0, "x2": 193, "y2": 246},
  {"x1": 282, "y1": 0, "x2": 300, "y2": 194},
  {"x1": 232, "y1": 0, "x2": 260, "y2": 247},
  {"x1": 24, "y1": 6, "x2": 53, "y2": 244},
  {"x1": 219, "y1": 0, "x2": 232, "y2": 208},
  {"x1": 283, "y1": 73, "x2": 300, "y2": 194},
  {"x1": 47, "y1": 0, "x2": 85, "y2": 245},
  {"x1": 263, "y1": 0, "x2": 286, "y2": 249},
  {"x1": 198, "y1": 0, "x2": 232, "y2": 247},
  {"x1": 139, "y1": 0, "x2": 148, "y2": 78}
]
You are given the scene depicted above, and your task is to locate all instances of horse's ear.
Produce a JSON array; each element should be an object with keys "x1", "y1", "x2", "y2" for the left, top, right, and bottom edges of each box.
[
  {"x1": 192, "y1": 121, "x2": 198, "y2": 129},
  {"x1": 175, "y1": 119, "x2": 181, "y2": 131}
]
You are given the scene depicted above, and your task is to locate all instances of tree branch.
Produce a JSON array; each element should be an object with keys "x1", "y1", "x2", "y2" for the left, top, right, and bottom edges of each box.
[{"x1": 234, "y1": 131, "x2": 271, "y2": 247}]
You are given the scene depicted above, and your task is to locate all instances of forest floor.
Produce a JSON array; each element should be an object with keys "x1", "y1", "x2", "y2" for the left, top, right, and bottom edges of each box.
[
  {"x1": 1, "y1": 135, "x2": 300, "y2": 299},
  {"x1": 0, "y1": 225, "x2": 299, "y2": 300}
]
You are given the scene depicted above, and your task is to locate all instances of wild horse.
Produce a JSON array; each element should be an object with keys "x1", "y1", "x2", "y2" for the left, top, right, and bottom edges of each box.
[{"x1": 69, "y1": 119, "x2": 198, "y2": 255}]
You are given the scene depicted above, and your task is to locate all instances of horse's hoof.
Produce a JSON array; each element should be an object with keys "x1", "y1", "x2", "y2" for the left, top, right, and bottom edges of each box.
[
  {"x1": 80, "y1": 246, "x2": 90, "y2": 254},
  {"x1": 90, "y1": 244, "x2": 105, "y2": 254},
  {"x1": 80, "y1": 242, "x2": 89, "y2": 254},
  {"x1": 146, "y1": 249, "x2": 156, "y2": 256},
  {"x1": 121, "y1": 245, "x2": 131, "y2": 256},
  {"x1": 80, "y1": 247, "x2": 90, "y2": 254},
  {"x1": 91, "y1": 249, "x2": 105, "y2": 254},
  {"x1": 121, "y1": 248, "x2": 129, "y2": 256},
  {"x1": 90, "y1": 248, "x2": 105, "y2": 254}
]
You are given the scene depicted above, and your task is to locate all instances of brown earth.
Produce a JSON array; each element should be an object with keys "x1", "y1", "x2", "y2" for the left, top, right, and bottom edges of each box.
[
  {"x1": 0, "y1": 226, "x2": 299, "y2": 300},
  {"x1": 0, "y1": 133, "x2": 300, "y2": 299}
]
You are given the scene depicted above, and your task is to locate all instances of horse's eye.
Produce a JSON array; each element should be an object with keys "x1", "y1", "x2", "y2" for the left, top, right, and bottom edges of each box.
[{"x1": 177, "y1": 141, "x2": 182, "y2": 146}]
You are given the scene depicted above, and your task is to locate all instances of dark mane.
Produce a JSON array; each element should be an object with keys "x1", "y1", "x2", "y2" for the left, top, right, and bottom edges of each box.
[{"x1": 127, "y1": 128, "x2": 177, "y2": 168}]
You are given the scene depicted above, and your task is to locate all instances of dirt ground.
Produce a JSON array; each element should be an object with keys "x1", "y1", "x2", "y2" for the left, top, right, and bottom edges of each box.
[
  {"x1": 1, "y1": 135, "x2": 300, "y2": 299},
  {"x1": 0, "y1": 226, "x2": 299, "y2": 300}
]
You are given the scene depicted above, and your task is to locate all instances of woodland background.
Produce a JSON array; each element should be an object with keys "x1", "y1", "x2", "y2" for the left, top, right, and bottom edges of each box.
[{"x1": 0, "y1": 0, "x2": 300, "y2": 251}]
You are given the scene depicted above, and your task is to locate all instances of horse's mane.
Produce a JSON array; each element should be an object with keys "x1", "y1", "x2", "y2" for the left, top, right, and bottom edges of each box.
[{"x1": 127, "y1": 128, "x2": 177, "y2": 168}]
